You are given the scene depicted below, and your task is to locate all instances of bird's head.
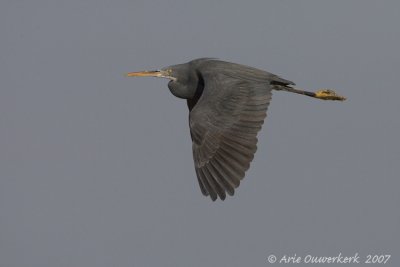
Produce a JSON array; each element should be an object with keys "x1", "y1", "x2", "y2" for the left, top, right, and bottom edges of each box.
[{"x1": 125, "y1": 63, "x2": 201, "y2": 100}]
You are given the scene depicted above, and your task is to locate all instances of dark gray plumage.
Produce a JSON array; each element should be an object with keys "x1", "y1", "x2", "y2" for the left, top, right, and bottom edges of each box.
[{"x1": 126, "y1": 58, "x2": 346, "y2": 201}]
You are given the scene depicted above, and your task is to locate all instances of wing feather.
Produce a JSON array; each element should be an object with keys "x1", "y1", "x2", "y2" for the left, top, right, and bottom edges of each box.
[{"x1": 189, "y1": 69, "x2": 274, "y2": 200}]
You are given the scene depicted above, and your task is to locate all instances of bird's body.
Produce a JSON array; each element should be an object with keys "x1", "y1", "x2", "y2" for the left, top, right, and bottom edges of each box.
[{"x1": 126, "y1": 58, "x2": 345, "y2": 201}]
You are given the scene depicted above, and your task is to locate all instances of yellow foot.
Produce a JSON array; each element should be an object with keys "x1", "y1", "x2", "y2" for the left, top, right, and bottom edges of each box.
[{"x1": 315, "y1": 89, "x2": 346, "y2": 101}]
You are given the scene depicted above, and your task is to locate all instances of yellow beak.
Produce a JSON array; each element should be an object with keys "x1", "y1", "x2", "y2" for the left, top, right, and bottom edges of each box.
[{"x1": 125, "y1": 70, "x2": 175, "y2": 80}]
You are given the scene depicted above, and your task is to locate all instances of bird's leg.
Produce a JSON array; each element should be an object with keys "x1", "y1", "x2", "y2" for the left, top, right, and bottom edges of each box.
[{"x1": 275, "y1": 85, "x2": 346, "y2": 101}]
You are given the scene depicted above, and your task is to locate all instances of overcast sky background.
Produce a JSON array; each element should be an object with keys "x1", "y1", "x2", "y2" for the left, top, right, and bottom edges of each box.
[{"x1": 1, "y1": 1, "x2": 399, "y2": 266}]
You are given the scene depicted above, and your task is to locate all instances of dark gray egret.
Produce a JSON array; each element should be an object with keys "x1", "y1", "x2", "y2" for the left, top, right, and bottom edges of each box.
[{"x1": 126, "y1": 58, "x2": 346, "y2": 201}]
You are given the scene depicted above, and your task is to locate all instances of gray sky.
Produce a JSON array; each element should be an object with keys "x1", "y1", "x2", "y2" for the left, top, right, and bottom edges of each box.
[{"x1": 1, "y1": 1, "x2": 399, "y2": 266}]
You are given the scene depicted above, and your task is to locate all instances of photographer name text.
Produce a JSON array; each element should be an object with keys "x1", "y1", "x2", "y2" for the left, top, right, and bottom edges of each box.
[{"x1": 267, "y1": 253, "x2": 391, "y2": 264}]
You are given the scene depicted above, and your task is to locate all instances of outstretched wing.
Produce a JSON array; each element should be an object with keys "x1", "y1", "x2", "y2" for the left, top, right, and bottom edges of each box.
[{"x1": 189, "y1": 71, "x2": 274, "y2": 201}]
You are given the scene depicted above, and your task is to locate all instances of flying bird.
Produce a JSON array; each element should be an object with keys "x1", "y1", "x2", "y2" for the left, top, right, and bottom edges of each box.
[{"x1": 126, "y1": 58, "x2": 345, "y2": 201}]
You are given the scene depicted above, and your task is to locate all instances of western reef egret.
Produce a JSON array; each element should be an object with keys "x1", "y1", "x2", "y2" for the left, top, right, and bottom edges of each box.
[{"x1": 126, "y1": 58, "x2": 346, "y2": 201}]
